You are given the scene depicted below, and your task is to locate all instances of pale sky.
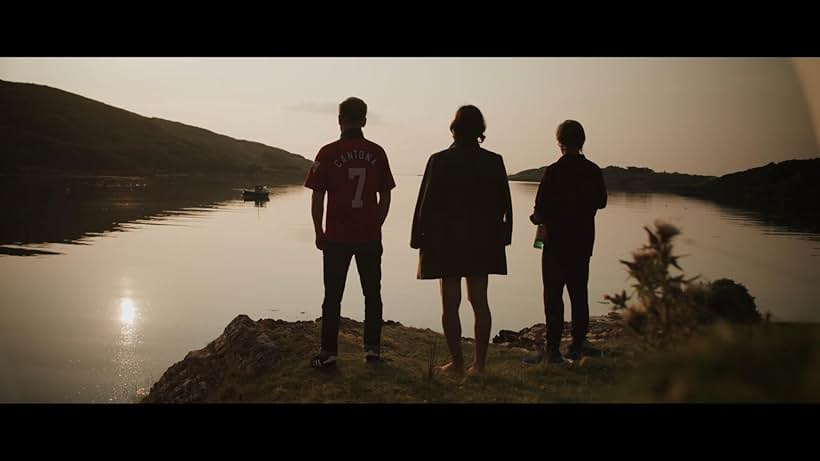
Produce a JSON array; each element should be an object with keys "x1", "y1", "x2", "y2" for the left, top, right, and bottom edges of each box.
[{"x1": 1, "y1": 57, "x2": 818, "y2": 176}]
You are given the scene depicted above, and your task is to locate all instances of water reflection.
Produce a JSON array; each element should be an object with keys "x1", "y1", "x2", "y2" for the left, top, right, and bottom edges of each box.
[
  {"x1": 1, "y1": 175, "x2": 819, "y2": 403},
  {"x1": 695, "y1": 196, "x2": 820, "y2": 238},
  {"x1": 0, "y1": 176, "x2": 287, "y2": 255},
  {"x1": 114, "y1": 295, "x2": 142, "y2": 402},
  {"x1": 119, "y1": 297, "x2": 137, "y2": 327},
  {"x1": 0, "y1": 177, "x2": 225, "y2": 246}
]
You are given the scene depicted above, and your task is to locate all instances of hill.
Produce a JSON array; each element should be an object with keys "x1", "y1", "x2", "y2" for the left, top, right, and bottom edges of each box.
[
  {"x1": 0, "y1": 79, "x2": 311, "y2": 177},
  {"x1": 508, "y1": 164, "x2": 714, "y2": 193}
]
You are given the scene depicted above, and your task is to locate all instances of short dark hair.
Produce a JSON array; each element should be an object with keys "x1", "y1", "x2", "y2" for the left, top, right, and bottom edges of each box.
[
  {"x1": 450, "y1": 105, "x2": 486, "y2": 143},
  {"x1": 339, "y1": 97, "x2": 367, "y2": 123},
  {"x1": 556, "y1": 120, "x2": 586, "y2": 150}
]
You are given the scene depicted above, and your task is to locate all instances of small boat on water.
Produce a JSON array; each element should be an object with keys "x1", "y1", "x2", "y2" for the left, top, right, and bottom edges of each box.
[{"x1": 242, "y1": 185, "x2": 270, "y2": 201}]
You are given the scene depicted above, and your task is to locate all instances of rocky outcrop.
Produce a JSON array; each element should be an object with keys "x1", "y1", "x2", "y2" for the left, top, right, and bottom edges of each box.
[
  {"x1": 492, "y1": 312, "x2": 625, "y2": 350},
  {"x1": 143, "y1": 315, "x2": 316, "y2": 403},
  {"x1": 144, "y1": 313, "x2": 626, "y2": 403}
]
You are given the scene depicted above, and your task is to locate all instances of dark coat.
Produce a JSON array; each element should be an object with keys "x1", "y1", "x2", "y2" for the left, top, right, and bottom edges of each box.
[
  {"x1": 411, "y1": 142, "x2": 513, "y2": 279},
  {"x1": 532, "y1": 153, "x2": 607, "y2": 261}
]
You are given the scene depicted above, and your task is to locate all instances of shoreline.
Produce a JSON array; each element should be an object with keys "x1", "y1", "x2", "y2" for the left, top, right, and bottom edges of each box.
[{"x1": 141, "y1": 313, "x2": 820, "y2": 403}]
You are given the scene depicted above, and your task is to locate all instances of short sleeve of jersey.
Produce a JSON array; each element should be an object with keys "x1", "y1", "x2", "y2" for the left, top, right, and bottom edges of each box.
[
  {"x1": 379, "y1": 148, "x2": 396, "y2": 192},
  {"x1": 304, "y1": 149, "x2": 327, "y2": 191}
]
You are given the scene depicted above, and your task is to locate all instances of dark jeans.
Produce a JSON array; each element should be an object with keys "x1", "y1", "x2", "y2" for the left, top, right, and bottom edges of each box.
[
  {"x1": 321, "y1": 240, "x2": 383, "y2": 355},
  {"x1": 542, "y1": 247, "x2": 590, "y2": 352}
]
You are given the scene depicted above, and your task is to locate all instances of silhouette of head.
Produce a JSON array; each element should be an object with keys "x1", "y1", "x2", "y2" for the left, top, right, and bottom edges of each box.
[
  {"x1": 556, "y1": 120, "x2": 585, "y2": 153},
  {"x1": 339, "y1": 97, "x2": 367, "y2": 129},
  {"x1": 450, "y1": 105, "x2": 486, "y2": 144}
]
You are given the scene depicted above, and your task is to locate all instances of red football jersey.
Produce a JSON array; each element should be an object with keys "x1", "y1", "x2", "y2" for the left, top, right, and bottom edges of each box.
[{"x1": 304, "y1": 130, "x2": 396, "y2": 242}]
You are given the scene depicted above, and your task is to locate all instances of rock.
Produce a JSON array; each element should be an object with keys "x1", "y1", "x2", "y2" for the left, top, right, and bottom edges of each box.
[
  {"x1": 491, "y1": 317, "x2": 623, "y2": 351},
  {"x1": 491, "y1": 324, "x2": 546, "y2": 350},
  {"x1": 143, "y1": 314, "x2": 286, "y2": 403},
  {"x1": 492, "y1": 329, "x2": 522, "y2": 344},
  {"x1": 144, "y1": 314, "x2": 626, "y2": 403},
  {"x1": 314, "y1": 317, "x2": 403, "y2": 328}
]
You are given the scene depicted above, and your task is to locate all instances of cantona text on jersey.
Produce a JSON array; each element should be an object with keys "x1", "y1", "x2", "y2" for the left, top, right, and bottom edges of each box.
[{"x1": 333, "y1": 150, "x2": 378, "y2": 168}]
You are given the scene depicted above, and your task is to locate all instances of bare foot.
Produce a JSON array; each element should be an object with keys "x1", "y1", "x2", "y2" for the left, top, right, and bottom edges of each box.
[
  {"x1": 466, "y1": 364, "x2": 485, "y2": 375},
  {"x1": 434, "y1": 362, "x2": 464, "y2": 375}
]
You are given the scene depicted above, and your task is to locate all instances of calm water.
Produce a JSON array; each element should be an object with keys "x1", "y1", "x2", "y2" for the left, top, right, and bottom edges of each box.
[{"x1": 1, "y1": 175, "x2": 818, "y2": 402}]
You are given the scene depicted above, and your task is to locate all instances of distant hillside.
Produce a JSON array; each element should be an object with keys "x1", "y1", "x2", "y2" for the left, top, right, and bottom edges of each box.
[
  {"x1": 698, "y1": 158, "x2": 820, "y2": 211},
  {"x1": 510, "y1": 158, "x2": 820, "y2": 231},
  {"x1": 509, "y1": 164, "x2": 714, "y2": 193},
  {"x1": 0, "y1": 79, "x2": 312, "y2": 177},
  {"x1": 507, "y1": 166, "x2": 544, "y2": 182}
]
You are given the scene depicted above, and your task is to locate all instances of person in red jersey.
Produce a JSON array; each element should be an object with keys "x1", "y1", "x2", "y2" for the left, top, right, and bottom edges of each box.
[{"x1": 304, "y1": 97, "x2": 396, "y2": 369}]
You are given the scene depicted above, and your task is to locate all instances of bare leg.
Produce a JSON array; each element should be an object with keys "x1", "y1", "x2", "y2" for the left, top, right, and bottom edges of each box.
[
  {"x1": 466, "y1": 275, "x2": 491, "y2": 374},
  {"x1": 437, "y1": 277, "x2": 464, "y2": 374}
]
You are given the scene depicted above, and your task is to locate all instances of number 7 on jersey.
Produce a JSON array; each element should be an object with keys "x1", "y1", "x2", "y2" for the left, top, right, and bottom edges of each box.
[{"x1": 348, "y1": 167, "x2": 366, "y2": 208}]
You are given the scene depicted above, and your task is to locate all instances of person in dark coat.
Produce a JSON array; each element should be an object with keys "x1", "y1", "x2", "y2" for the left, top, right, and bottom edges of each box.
[
  {"x1": 410, "y1": 105, "x2": 513, "y2": 374},
  {"x1": 525, "y1": 120, "x2": 607, "y2": 365}
]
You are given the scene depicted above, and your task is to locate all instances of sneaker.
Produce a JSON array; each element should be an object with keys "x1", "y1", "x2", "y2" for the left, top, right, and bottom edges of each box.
[
  {"x1": 524, "y1": 349, "x2": 564, "y2": 365},
  {"x1": 546, "y1": 349, "x2": 565, "y2": 364},
  {"x1": 364, "y1": 346, "x2": 381, "y2": 363},
  {"x1": 311, "y1": 351, "x2": 337, "y2": 369},
  {"x1": 523, "y1": 350, "x2": 544, "y2": 365},
  {"x1": 566, "y1": 341, "x2": 603, "y2": 361}
]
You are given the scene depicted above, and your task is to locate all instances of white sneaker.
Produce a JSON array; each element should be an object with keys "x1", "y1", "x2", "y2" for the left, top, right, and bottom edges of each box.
[{"x1": 311, "y1": 353, "x2": 337, "y2": 369}]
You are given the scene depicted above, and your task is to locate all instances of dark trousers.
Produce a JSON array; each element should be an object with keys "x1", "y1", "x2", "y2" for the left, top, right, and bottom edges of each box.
[
  {"x1": 321, "y1": 241, "x2": 383, "y2": 355},
  {"x1": 542, "y1": 247, "x2": 590, "y2": 351}
]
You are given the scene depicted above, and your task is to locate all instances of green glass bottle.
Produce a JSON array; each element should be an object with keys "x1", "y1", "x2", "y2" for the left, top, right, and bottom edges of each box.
[{"x1": 533, "y1": 224, "x2": 547, "y2": 249}]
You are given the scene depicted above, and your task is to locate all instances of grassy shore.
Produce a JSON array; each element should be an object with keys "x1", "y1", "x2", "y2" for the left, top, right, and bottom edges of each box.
[{"x1": 142, "y1": 315, "x2": 820, "y2": 403}]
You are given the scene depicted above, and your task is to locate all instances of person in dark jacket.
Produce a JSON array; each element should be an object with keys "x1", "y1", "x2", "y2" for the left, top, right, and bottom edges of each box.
[
  {"x1": 526, "y1": 120, "x2": 607, "y2": 364},
  {"x1": 411, "y1": 105, "x2": 513, "y2": 374}
]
